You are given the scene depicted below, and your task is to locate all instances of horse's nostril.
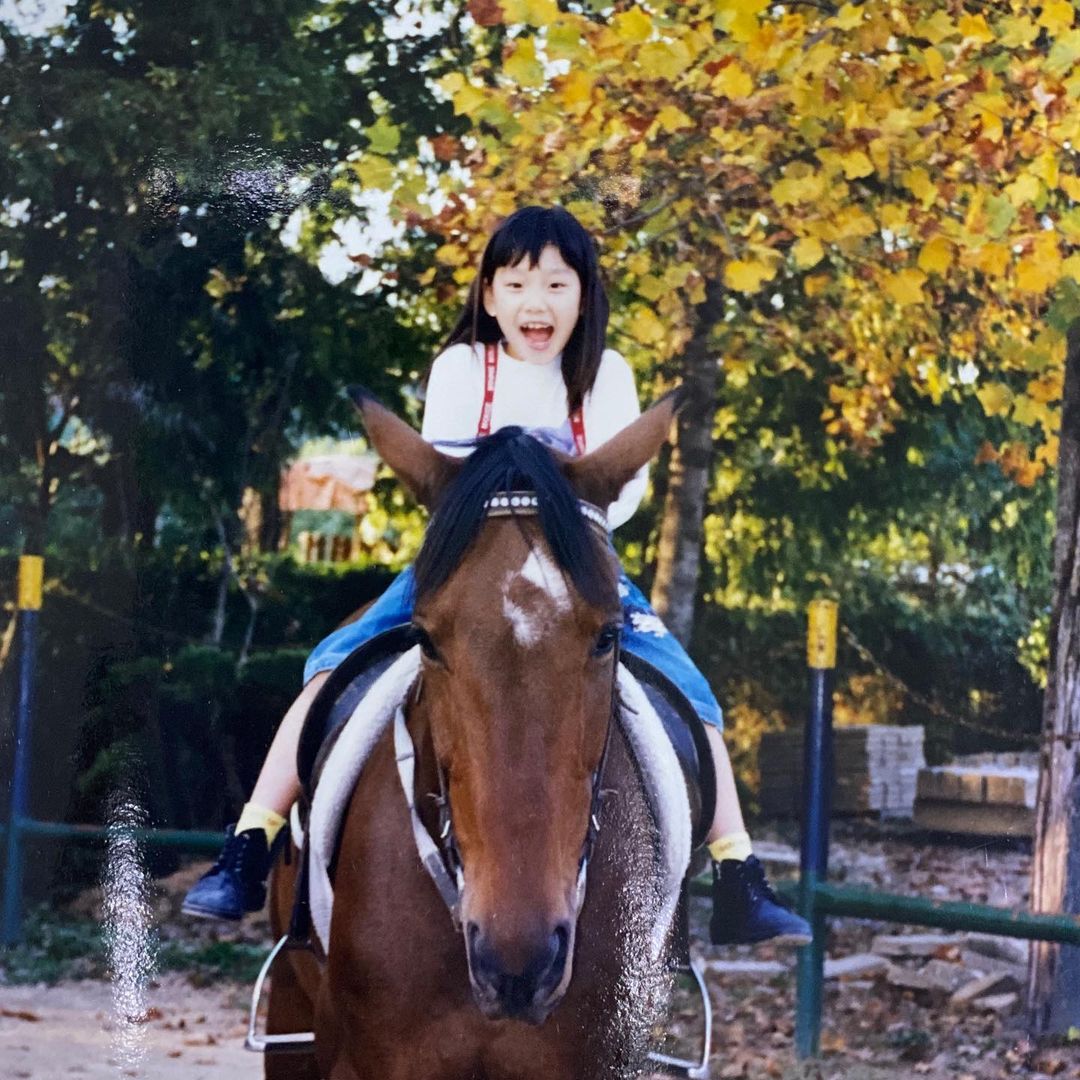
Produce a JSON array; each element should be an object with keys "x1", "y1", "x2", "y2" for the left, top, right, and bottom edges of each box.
[{"x1": 550, "y1": 923, "x2": 570, "y2": 973}]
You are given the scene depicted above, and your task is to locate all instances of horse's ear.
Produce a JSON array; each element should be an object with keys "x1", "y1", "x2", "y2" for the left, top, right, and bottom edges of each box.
[
  {"x1": 564, "y1": 387, "x2": 685, "y2": 509},
  {"x1": 346, "y1": 386, "x2": 461, "y2": 510}
]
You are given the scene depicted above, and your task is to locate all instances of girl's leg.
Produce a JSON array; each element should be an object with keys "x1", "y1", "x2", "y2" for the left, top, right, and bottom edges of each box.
[
  {"x1": 247, "y1": 670, "x2": 330, "y2": 815},
  {"x1": 618, "y1": 574, "x2": 809, "y2": 945},
  {"x1": 705, "y1": 726, "x2": 747, "y2": 842},
  {"x1": 183, "y1": 569, "x2": 417, "y2": 921}
]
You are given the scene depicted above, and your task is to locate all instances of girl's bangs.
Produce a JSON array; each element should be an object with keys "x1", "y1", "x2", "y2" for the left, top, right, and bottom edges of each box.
[{"x1": 484, "y1": 207, "x2": 593, "y2": 279}]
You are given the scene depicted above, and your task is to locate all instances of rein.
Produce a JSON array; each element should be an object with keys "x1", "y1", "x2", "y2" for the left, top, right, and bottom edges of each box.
[{"x1": 392, "y1": 492, "x2": 617, "y2": 928}]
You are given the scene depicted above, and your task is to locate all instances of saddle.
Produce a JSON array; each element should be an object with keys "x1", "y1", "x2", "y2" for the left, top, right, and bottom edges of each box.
[{"x1": 296, "y1": 624, "x2": 717, "y2": 848}]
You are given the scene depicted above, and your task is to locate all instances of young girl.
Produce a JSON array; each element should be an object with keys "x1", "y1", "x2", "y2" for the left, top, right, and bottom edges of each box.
[{"x1": 183, "y1": 205, "x2": 809, "y2": 947}]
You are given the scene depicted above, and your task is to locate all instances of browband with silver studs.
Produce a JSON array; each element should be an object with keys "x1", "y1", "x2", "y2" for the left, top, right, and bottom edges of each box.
[{"x1": 483, "y1": 491, "x2": 609, "y2": 534}]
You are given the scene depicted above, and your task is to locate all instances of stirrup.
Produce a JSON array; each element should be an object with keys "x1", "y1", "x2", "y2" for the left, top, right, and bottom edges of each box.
[
  {"x1": 245, "y1": 935, "x2": 316, "y2": 1054},
  {"x1": 647, "y1": 956, "x2": 712, "y2": 1079}
]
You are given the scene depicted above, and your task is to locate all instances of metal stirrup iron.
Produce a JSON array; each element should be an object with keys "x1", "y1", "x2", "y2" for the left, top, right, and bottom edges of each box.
[
  {"x1": 245, "y1": 935, "x2": 316, "y2": 1054},
  {"x1": 647, "y1": 957, "x2": 713, "y2": 1079}
]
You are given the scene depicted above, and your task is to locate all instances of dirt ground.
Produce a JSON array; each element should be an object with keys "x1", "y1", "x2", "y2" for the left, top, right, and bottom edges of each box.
[
  {"x1": 3, "y1": 823, "x2": 1080, "y2": 1080},
  {"x1": 0, "y1": 973, "x2": 260, "y2": 1079}
]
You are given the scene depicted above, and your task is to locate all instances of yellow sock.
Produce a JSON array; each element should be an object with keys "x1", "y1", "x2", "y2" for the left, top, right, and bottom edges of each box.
[
  {"x1": 235, "y1": 802, "x2": 287, "y2": 845},
  {"x1": 709, "y1": 830, "x2": 753, "y2": 864}
]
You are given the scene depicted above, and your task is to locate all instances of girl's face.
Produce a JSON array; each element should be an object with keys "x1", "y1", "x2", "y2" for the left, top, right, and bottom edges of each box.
[{"x1": 482, "y1": 244, "x2": 583, "y2": 365}]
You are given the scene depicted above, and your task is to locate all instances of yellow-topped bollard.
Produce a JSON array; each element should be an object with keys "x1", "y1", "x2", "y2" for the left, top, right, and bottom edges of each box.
[
  {"x1": 806, "y1": 598, "x2": 837, "y2": 671},
  {"x1": 17, "y1": 555, "x2": 44, "y2": 611}
]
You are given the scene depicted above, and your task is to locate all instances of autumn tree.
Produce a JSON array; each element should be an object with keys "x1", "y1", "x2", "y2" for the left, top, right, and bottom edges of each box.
[{"x1": 350, "y1": 0, "x2": 1080, "y2": 1030}]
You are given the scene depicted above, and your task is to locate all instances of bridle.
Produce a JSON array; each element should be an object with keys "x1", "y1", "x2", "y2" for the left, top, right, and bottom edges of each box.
[{"x1": 392, "y1": 491, "x2": 620, "y2": 929}]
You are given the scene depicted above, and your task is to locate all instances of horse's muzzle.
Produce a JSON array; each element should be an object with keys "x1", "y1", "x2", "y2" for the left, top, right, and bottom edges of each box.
[{"x1": 465, "y1": 920, "x2": 572, "y2": 1024}]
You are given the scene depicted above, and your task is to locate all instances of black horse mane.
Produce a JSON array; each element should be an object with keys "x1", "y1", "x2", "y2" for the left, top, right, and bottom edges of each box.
[{"x1": 413, "y1": 427, "x2": 613, "y2": 607}]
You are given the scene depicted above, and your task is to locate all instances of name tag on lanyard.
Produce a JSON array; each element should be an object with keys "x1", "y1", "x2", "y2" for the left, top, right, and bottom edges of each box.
[{"x1": 476, "y1": 342, "x2": 587, "y2": 455}]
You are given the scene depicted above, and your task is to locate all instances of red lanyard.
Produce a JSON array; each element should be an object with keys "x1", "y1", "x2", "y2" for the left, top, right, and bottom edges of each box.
[{"x1": 477, "y1": 342, "x2": 586, "y2": 455}]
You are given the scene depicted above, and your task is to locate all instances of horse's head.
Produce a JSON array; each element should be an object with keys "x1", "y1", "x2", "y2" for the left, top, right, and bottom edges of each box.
[{"x1": 350, "y1": 387, "x2": 680, "y2": 1024}]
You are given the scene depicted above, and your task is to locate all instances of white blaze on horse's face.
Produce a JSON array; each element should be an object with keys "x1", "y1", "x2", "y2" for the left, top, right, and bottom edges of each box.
[{"x1": 501, "y1": 547, "x2": 572, "y2": 648}]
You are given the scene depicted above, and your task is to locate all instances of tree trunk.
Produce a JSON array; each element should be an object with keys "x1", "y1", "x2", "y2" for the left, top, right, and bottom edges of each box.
[
  {"x1": 649, "y1": 280, "x2": 725, "y2": 646},
  {"x1": 1028, "y1": 319, "x2": 1080, "y2": 1035}
]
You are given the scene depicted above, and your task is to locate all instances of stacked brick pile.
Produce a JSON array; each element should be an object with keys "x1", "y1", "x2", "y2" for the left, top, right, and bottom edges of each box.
[{"x1": 757, "y1": 725, "x2": 926, "y2": 818}]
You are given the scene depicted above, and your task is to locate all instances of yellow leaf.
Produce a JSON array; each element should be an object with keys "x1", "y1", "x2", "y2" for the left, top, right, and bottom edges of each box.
[
  {"x1": 1062, "y1": 253, "x2": 1080, "y2": 282},
  {"x1": 500, "y1": 0, "x2": 559, "y2": 25},
  {"x1": 613, "y1": 5, "x2": 652, "y2": 43},
  {"x1": 560, "y1": 70, "x2": 593, "y2": 108},
  {"x1": 918, "y1": 235, "x2": 954, "y2": 275},
  {"x1": 546, "y1": 22, "x2": 584, "y2": 60},
  {"x1": 771, "y1": 171, "x2": 826, "y2": 206},
  {"x1": 1012, "y1": 394, "x2": 1054, "y2": 427},
  {"x1": 353, "y1": 155, "x2": 395, "y2": 189},
  {"x1": 834, "y1": 3, "x2": 863, "y2": 31},
  {"x1": 636, "y1": 275, "x2": 665, "y2": 301},
  {"x1": 724, "y1": 259, "x2": 777, "y2": 294},
  {"x1": 655, "y1": 105, "x2": 693, "y2": 133},
  {"x1": 1062, "y1": 175, "x2": 1080, "y2": 200},
  {"x1": 1016, "y1": 234, "x2": 1062, "y2": 294},
  {"x1": 839, "y1": 150, "x2": 874, "y2": 180},
  {"x1": 793, "y1": 236, "x2": 825, "y2": 269},
  {"x1": 923, "y1": 47, "x2": 945, "y2": 80},
  {"x1": 628, "y1": 305, "x2": 666, "y2": 345},
  {"x1": 915, "y1": 10, "x2": 956, "y2": 45},
  {"x1": 439, "y1": 72, "x2": 465, "y2": 94},
  {"x1": 1006, "y1": 172, "x2": 1041, "y2": 207},
  {"x1": 637, "y1": 41, "x2": 689, "y2": 81},
  {"x1": 976, "y1": 383, "x2": 1012, "y2": 417},
  {"x1": 712, "y1": 63, "x2": 753, "y2": 99},
  {"x1": 958, "y1": 13, "x2": 994, "y2": 43},
  {"x1": 804, "y1": 274, "x2": 829, "y2": 297},
  {"x1": 435, "y1": 243, "x2": 470, "y2": 267},
  {"x1": 1037, "y1": 435, "x2": 1060, "y2": 467},
  {"x1": 965, "y1": 243, "x2": 1010, "y2": 278},
  {"x1": 980, "y1": 109, "x2": 1004, "y2": 143},
  {"x1": 880, "y1": 202, "x2": 910, "y2": 232},
  {"x1": 831, "y1": 206, "x2": 876, "y2": 239},
  {"x1": 505, "y1": 36, "x2": 545, "y2": 87},
  {"x1": 1032, "y1": 150, "x2": 1060, "y2": 189},
  {"x1": 997, "y1": 15, "x2": 1039, "y2": 48},
  {"x1": 1039, "y1": 0, "x2": 1075, "y2": 36},
  {"x1": 664, "y1": 264, "x2": 692, "y2": 289},
  {"x1": 903, "y1": 167, "x2": 937, "y2": 207},
  {"x1": 884, "y1": 268, "x2": 926, "y2": 306},
  {"x1": 452, "y1": 83, "x2": 488, "y2": 117}
]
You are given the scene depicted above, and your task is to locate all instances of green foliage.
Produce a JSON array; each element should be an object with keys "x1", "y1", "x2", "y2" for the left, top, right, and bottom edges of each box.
[
  {"x1": 0, "y1": 909, "x2": 108, "y2": 986},
  {"x1": 0, "y1": 906, "x2": 268, "y2": 985}
]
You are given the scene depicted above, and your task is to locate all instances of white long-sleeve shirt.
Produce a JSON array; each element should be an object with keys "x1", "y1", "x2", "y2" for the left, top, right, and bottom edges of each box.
[{"x1": 420, "y1": 340, "x2": 647, "y2": 529}]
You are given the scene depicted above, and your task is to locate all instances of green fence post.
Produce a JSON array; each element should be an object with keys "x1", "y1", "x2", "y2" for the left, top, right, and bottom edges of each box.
[{"x1": 795, "y1": 598, "x2": 837, "y2": 1058}]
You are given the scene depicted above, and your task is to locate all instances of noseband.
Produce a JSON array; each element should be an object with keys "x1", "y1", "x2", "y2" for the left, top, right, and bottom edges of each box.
[{"x1": 393, "y1": 491, "x2": 618, "y2": 928}]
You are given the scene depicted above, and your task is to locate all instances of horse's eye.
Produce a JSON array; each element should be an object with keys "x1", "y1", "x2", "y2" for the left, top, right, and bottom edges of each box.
[
  {"x1": 414, "y1": 626, "x2": 442, "y2": 663},
  {"x1": 592, "y1": 624, "x2": 620, "y2": 658}
]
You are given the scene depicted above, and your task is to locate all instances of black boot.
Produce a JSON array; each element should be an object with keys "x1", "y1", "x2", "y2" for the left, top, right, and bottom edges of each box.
[
  {"x1": 709, "y1": 854, "x2": 812, "y2": 946},
  {"x1": 181, "y1": 826, "x2": 274, "y2": 921}
]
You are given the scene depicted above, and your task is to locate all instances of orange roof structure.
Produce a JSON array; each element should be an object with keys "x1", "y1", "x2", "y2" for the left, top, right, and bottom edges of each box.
[{"x1": 278, "y1": 455, "x2": 378, "y2": 513}]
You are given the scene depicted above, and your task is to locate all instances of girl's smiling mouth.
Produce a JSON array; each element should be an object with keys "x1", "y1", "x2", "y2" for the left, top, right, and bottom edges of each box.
[{"x1": 521, "y1": 322, "x2": 554, "y2": 349}]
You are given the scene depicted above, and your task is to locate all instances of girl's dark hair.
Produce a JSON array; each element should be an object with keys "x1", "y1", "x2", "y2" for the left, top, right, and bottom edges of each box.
[{"x1": 439, "y1": 205, "x2": 610, "y2": 414}]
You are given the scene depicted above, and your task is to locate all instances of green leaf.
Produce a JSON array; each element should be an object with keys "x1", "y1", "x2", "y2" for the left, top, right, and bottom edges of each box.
[
  {"x1": 366, "y1": 116, "x2": 401, "y2": 155},
  {"x1": 985, "y1": 194, "x2": 1017, "y2": 238}
]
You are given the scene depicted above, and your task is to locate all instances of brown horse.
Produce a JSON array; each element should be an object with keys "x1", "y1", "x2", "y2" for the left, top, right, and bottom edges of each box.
[{"x1": 265, "y1": 390, "x2": 684, "y2": 1080}]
